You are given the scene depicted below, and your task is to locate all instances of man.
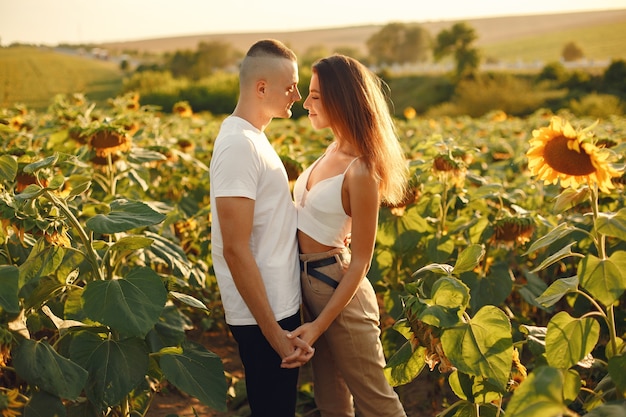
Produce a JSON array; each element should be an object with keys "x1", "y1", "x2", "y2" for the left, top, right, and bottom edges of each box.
[{"x1": 209, "y1": 39, "x2": 314, "y2": 416}]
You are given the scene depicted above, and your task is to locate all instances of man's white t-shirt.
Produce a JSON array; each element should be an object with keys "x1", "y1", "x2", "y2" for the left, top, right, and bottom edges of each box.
[{"x1": 209, "y1": 116, "x2": 301, "y2": 326}]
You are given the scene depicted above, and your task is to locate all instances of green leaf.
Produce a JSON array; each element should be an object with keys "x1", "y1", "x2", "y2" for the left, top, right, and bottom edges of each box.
[
  {"x1": 530, "y1": 242, "x2": 579, "y2": 273},
  {"x1": 14, "y1": 183, "x2": 44, "y2": 200},
  {"x1": 426, "y1": 234, "x2": 455, "y2": 263},
  {"x1": 68, "y1": 180, "x2": 92, "y2": 197},
  {"x1": 86, "y1": 199, "x2": 166, "y2": 234},
  {"x1": 412, "y1": 263, "x2": 454, "y2": 277},
  {"x1": 418, "y1": 278, "x2": 467, "y2": 328},
  {"x1": 13, "y1": 339, "x2": 88, "y2": 400},
  {"x1": 70, "y1": 331, "x2": 149, "y2": 410},
  {"x1": 448, "y1": 371, "x2": 502, "y2": 404},
  {"x1": 596, "y1": 208, "x2": 626, "y2": 241},
  {"x1": 584, "y1": 402, "x2": 626, "y2": 417},
  {"x1": 23, "y1": 154, "x2": 59, "y2": 173},
  {"x1": 461, "y1": 263, "x2": 513, "y2": 311},
  {"x1": 536, "y1": 276, "x2": 579, "y2": 308},
  {"x1": 82, "y1": 267, "x2": 167, "y2": 337},
  {"x1": 505, "y1": 366, "x2": 579, "y2": 417},
  {"x1": 144, "y1": 231, "x2": 191, "y2": 278},
  {"x1": 444, "y1": 401, "x2": 500, "y2": 417},
  {"x1": 18, "y1": 241, "x2": 66, "y2": 288},
  {"x1": 110, "y1": 236, "x2": 154, "y2": 252},
  {"x1": 377, "y1": 206, "x2": 433, "y2": 246},
  {"x1": 523, "y1": 223, "x2": 577, "y2": 256},
  {"x1": 147, "y1": 305, "x2": 189, "y2": 350},
  {"x1": 579, "y1": 253, "x2": 626, "y2": 307},
  {"x1": 608, "y1": 353, "x2": 626, "y2": 396},
  {"x1": 128, "y1": 147, "x2": 168, "y2": 163},
  {"x1": 545, "y1": 311, "x2": 600, "y2": 369},
  {"x1": 23, "y1": 390, "x2": 67, "y2": 417},
  {"x1": 47, "y1": 173, "x2": 65, "y2": 190},
  {"x1": 419, "y1": 304, "x2": 462, "y2": 329},
  {"x1": 453, "y1": 244, "x2": 485, "y2": 275},
  {"x1": 471, "y1": 184, "x2": 503, "y2": 200},
  {"x1": 553, "y1": 187, "x2": 590, "y2": 212},
  {"x1": 431, "y1": 276, "x2": 470, "y2": 309},
  {"x1": 519, "y1": 325, "x2": 547, "y2": 357},
  {"x1": 441, "y1": 305, "x2": 513, "y2": 390},
  {"x1": 0, "y1": 265, "x2": 20, "y2": 313},
  {"x1": 384, "y1": 341, "x2": 426, "y2": 387},
  {"x1": 518, "y1": 271, "x2": 549, "y2": 310},
  {"x1": 0, "y1": 154, "x2": 18, "y2": 181},
  {"x1": 169, "y1": 291, "x2": 209, "y2": 311},
  {"x1": 161, "y1": 341, "x2": 228, "y2": 412}
]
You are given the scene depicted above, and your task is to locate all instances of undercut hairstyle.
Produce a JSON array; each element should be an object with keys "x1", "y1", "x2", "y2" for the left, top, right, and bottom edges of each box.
[
  {"x1": 312, "y1": 54, "x2": 408, "y2": 206},
  {"x1": 239, "y1": 39, "x2": 297, "y2": 86},
  {"x1": 246, "y1": 39, "x2": 297, "y2": 61}
]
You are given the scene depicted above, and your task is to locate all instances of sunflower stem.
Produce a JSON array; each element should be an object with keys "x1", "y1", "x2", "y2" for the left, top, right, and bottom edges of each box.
[
  {"x1": 43, "y1": 190, "x2": 104, "y2": 281},
  {"x1": 588, "y1": 184, "x2": 606, "y2": 259}
]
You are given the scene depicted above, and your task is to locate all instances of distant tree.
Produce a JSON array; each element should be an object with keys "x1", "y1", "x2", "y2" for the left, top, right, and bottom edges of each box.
[
  {"x1": 164, "y1": 41, "x2": 241, "y2": 80},
  {"x1": 434, "y1": 22, "x2": 480, "y2": 79},
  {"x1": 119, "y1": 59, "x2": 130, "y2": 72},
  {"x1": 167, "y1": 49, "x2": 197, "y2": 79},
  {"x1": 194, "y1": 40, "x2": 241, "y2": 77},
  {"x1": 537, "y1": 61, "x2": 568, "y2": 83},
  {"x1": 301, "y1": 44, "x2": 331, "y2": 67},
  {"x1": 366, "y1": 22, "x2": 432, "y2": 66},
  {"x1": 561, "y1": 41, "x2": 584, "y2": 62},
  {"x1": 602, "y1": 59, "x2": 626, "y2": 97}
]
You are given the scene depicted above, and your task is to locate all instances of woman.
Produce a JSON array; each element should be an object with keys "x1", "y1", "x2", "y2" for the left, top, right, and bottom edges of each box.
[{"x1": 289, "y1": 55, "x2": 408, "y2": 417}]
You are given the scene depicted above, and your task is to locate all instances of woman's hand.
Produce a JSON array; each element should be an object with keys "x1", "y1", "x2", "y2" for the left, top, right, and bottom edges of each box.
[{"x1": 280, "y1": 322, "x2": 324, "y2": 368}]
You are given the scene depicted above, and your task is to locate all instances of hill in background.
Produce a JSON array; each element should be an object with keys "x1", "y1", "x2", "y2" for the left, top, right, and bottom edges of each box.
[{"x1": 101, "y1": 9, "x2": 626, "y2": 63}]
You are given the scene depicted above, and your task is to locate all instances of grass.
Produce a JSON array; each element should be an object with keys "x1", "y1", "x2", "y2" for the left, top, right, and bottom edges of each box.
[
  {"x1": 482, "y1": 20, "x2": 626, "y2": 63},
  {"x1": 0, "y1": 47, "x2": 124, "y2": 110}
]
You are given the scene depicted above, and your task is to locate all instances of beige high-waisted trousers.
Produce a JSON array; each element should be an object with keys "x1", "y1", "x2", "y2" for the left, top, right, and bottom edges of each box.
[{"x1": 299, "y1": 248, "x2": 406, "y2": 417}]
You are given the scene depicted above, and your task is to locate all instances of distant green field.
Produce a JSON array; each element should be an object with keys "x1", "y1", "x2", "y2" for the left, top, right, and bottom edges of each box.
[
  {"x1": 2, "y1": 18, "x2": 624, "y2": 112},
  {"x1": 482, "y1": 20, "x2": 626, "y2": 63},
  {"x1": 0, "y1": 47, "x2": 123, "y2": 110}
]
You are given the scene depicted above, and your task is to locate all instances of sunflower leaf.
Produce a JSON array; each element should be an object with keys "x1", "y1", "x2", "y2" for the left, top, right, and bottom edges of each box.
[
  {"x1": 85, "y1": 199, "x2": 166, "y2": 234},
  {"x1": 595, "y1": 208, "x2": 626, "y2": 241}
]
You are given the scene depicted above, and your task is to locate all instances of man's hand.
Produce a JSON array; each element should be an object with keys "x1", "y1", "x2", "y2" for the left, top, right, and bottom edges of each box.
[
  {"x1": 280, "y1": 322, "x2": 323, "y2": 368},
  {"x1": 274, "y1": 329, "x2": 315, "y2": 369}
]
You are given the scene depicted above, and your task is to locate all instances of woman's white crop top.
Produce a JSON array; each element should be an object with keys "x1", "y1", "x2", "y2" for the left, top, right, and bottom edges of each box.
[{"x1": 293, "y1": 154, "x2": 360, "y2": 248}]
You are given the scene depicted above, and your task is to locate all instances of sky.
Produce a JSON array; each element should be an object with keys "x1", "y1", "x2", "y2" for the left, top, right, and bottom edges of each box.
[{"x1": 1, "y1": 0, "x2": 626, "y2": 46}]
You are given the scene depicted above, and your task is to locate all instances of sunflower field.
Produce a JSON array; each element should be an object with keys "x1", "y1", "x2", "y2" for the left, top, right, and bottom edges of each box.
[{"x1": 0, "y1": 92, "x2": 625, "y2": 417}]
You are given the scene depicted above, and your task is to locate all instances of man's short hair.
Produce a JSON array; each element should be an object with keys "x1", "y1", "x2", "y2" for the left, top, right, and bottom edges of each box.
[{"x1": 246, "y1": 39, "x2": 296, "y2": 61}]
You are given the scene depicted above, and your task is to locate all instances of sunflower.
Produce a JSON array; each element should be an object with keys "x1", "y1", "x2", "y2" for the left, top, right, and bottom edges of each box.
[
  {"x1": 0, "y1": 388, "x2": 24, "y2": 417},
  {"x1": 88, "y1": 126, "x2": 131, "y2": 158},
  {"x1": 526, "y1": 117, "x2": 622, "y2": 193},
  {"x1": 433, "y1": 153, "x2": 466, "y2": 188},
  {"x1": 492, "y1": 216, "x2": 535, "y2": 246},
  {"x1": 173, "y1": 101, "x2": 193, "y2": 118},
  {"x1": 509, "y1": 347, "x2": 527, "y2": 390},
  {"x1": 403, "y1": 106, "x2": 416, "y2": 120},
  {"x1": 44, "y1": 230, "x2": 72, "y2": 248}
]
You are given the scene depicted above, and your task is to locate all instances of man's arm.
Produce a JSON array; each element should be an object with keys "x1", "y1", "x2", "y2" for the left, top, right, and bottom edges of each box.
[{"x1": 215, "y1": 196, "x2": 313, "y2": 364}]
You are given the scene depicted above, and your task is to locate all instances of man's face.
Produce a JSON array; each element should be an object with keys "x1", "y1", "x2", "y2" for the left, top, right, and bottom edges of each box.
[{"x1": 265, "y1": 59, "x2": 301, "y2": 119}]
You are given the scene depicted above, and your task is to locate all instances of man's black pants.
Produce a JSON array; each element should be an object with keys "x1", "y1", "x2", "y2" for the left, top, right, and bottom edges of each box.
[{"x1": 229, "y1": 312, "x2": 301, "y2": 417}]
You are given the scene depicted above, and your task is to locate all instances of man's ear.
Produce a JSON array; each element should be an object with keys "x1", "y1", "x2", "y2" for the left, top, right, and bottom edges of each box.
[{"x1": 256, "y1": 80, "x2": 266, "y2": 97}]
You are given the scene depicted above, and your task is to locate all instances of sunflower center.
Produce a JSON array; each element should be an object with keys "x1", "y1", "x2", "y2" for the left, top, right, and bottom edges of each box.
[{"x1": 543, "y1": 135, "x2": 595, "y2": 176}]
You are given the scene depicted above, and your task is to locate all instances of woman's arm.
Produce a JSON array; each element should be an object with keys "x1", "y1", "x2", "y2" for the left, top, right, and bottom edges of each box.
[{"x1": 289, "y1": 160, "x2": 380, "y2": 346}]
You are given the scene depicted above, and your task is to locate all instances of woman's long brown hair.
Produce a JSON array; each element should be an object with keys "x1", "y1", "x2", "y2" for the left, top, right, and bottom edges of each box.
[{"x1": 312, "y1": 54, "x2": 408, "y2": 205}]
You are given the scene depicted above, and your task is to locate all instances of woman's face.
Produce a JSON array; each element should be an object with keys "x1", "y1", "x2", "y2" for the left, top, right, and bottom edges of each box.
[{"x1": 303, "y1": 72, "x2": 331, "y2": 130}]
